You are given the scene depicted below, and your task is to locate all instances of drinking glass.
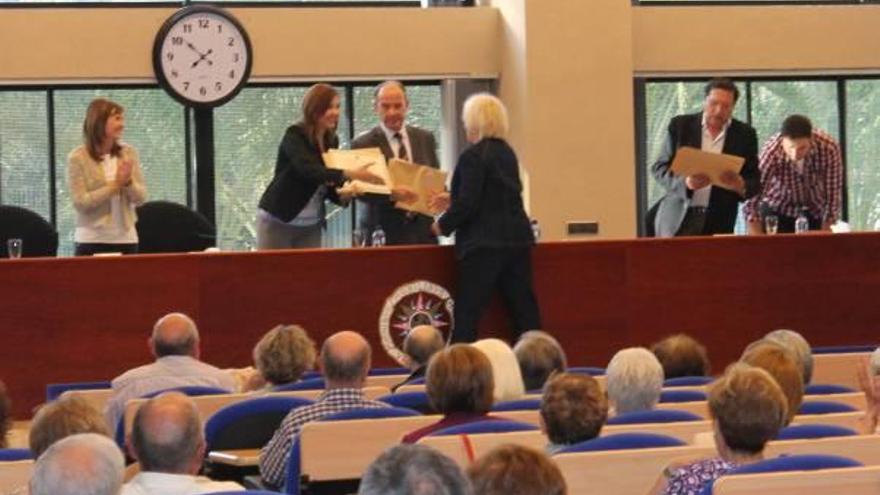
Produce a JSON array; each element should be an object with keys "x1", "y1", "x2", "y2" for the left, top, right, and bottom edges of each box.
[
  {"x1": 7, "y1": 238, "x2": 22, "y2": 259},
  {"x1": 764, "y1": 215, "x2": 779, "y2": 235},
  {"x1": 351, "y1": 229, "x2": 366, "y2": 248}
]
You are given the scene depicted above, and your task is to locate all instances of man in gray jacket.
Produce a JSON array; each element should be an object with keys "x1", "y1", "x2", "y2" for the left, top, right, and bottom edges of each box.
[{"x1": 352, "y1": 81, "x2": 441, "y2": 245}]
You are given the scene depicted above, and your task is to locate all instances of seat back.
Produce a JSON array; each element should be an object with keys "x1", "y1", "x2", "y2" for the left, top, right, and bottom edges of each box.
[
  {"x1": 659, "y1": 389, "x2": 707, "y2": 403},
  {"x1": 606, "y1": 409, "x2": 703, "y2": 425},
  {"x1": 664, "y1": 376, "x2": 714, "y2": 387},
  {"x1": 377, "y1": 391, "x2": 435, "y2": 414},
  {"x1": 713, "y1": 465, "x2": 880, "y2": 495},
  {"x1": 0, "y1": 449, "x2": 31, "y2": 462},
  {"x1": 804, "y1": 383, "x2": 857, "y2": 395},
  {"x1": 798, "y1": 400, "x2": 858, "y2": 415},
  {"x1": 699, "y1": 454, "x2": 863, "y2": 494},
  {"x1": 491, "y1": 398, "x2": 542, "y2": 412},
  {"x1": 0, "y1": 460, "x2": 33, "y2": 493},
  {"x1": 765, "y1": 434, "x2": 880, "y2": 466},
  {"x1": 0, "y1": 205, "x2": 58, "y2": 257},
  {"x1": 287, "y1": 407, "x2": 425, "y2": 494},
  {"x1": 272, "y1": 377, "x2": 325, "y2": 392},
  {"x1": 566, "y1": 366, "x2": 606, "y2": 376},
  {"x1": 428, "y1": 419, "x2": 539, "y2": 437},
  {"x1": 775, "y1": 424, "x2": 857, "y2": 441},
  {"x1": 555, "y1": 444, "x2": 716, "y2": 495},
  {"x1": 135, "y1": 200, "x2": 215, "y2": 253},
  {"x1": 204, "y1": 396, "x2": 314, "y2": 451},
  {"x1": 557, "y1": 432, "x2": 684, "y2": 453},
  {"x1": 46, "y1": 381, "x2": 111, "y2": 402},
  {"x1": 417, "y1": 429, "x2": 547, "y2": 466},
  {"x1": 656, "y1": 400, "x2": 710, "y2": 417},
  {"x1": 811, "y1": 352, "x2": 870, "y2": 390}
]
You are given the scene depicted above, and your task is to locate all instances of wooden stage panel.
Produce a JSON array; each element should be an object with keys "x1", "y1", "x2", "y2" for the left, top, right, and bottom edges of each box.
[{"x1": 2, "y1": 233, "x2": 879, "y2": 417}]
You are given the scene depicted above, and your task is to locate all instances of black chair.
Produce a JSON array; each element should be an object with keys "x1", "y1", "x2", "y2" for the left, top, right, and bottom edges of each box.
[
  {"x1": 0, "y1": 205, "x2": 58, "y2": 257},
  {"x1": 135, "y1": 200, "x2": 215, "y2": 253}
]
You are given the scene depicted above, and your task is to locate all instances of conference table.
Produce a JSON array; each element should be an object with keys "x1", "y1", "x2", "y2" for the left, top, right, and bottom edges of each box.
[{"x1": 2, "y1": 232, "x2": 879, "y2": 416}]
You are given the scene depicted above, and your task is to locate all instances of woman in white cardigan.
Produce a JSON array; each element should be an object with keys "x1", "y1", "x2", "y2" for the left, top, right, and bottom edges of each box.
[{"x1": 67, "y1": 98, "x2": 147, "y2": 256}]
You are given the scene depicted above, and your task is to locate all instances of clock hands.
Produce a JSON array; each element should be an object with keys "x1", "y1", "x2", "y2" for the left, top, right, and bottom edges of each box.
[{"x1": 185, "y1": 42, "x2": 214, "y2": 68}]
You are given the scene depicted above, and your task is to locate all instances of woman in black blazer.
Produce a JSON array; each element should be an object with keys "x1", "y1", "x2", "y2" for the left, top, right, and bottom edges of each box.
[
  {"x1": 257, "y1": 83, "x2": 379, "y2": 249},
  {"x1": 432, "y1": 93, "x2": 542, "y2": 343}
]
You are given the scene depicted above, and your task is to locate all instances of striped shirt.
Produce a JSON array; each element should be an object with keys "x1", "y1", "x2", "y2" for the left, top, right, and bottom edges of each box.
[
  {"x1": 259, "y1": 388, "x2": 390, "y2": 488},
  {"x1": 743, "y1": 130, "x2": 843, "y2": 223}
]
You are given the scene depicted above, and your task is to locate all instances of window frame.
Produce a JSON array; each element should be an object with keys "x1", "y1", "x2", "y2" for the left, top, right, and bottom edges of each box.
[{"x1": 632, "y1": 74, "x2": 880, "y2": 236}]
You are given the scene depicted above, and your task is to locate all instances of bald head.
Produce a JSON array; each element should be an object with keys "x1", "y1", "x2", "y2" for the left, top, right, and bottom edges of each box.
[
  {"x1": 30, "y1": 433, "x2": 124, "y2": 495},
  {"x1": 130, "y1": 392, "x2": 203, "y2": 474},
  {"x1": 403, "y1": 325, "x2": 445, "y2": 369},
  {"x1": 150, "y1": 312, "x2": 199, "y2": 358},
  {"x1": 321, "y1": 331, "x2": 371, "y2": 387},
  {"x1": 374, "y1": 81, "x2": 409, "y2": 132}
]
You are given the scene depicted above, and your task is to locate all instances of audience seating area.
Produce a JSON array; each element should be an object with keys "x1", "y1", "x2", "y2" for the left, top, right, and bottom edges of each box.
[{"x1": 2, "y1": 291, "x2": 878, "y2": 495}]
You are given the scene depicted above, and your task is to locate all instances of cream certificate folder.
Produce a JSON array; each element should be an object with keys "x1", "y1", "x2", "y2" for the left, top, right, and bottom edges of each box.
[
  {"x1": 670, "y1": 146, "x2": 744, "y2": 191},
  {"x1": 323, "y1": 148, "x2": 391, "y2": 195},
  {"x1": 387, "y1": 159, "x2": 448, "y2": 217}
]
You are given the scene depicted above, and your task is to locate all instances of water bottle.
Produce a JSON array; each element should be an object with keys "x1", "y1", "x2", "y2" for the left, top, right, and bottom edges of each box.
[
  {"x1": 371, "y1": 226, "x2": 386, "y2": 247},
  {"x1": 530, "y1": 219, "x2": 541, "y2": 243},
  {"x1": 795, "y1": 208, "x2": 810, "y2": 234}
]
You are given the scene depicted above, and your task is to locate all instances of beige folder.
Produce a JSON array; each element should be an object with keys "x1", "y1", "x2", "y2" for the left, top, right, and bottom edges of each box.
[
  {"x1": 670, "y1": 146, "x2": 744, "y2": 191},
  {"x1": 323, "y1": 148, "x2": 391, "y2": 195},
  {"x1": 387, "y1": 159, "x2": 448, "y2": 217}
]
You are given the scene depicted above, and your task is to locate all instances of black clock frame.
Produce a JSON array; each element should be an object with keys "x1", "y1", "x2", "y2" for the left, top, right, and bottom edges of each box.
[{"x1": 152, "y1": 4, "x2": 253, "y2": 109}]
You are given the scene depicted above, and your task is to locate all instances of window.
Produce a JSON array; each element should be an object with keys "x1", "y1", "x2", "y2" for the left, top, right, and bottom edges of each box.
[
  {"x1": 0, "y1": 92, "x2": 49, "y2": 222},
  {"x1": 638, "y1": 77, "x2": 880, "y2": 234},
  {"x1": 51, "y1": 89, "x2": 187, "y2": 255},
  {"x1": 0, "y1": 80, "x2": 444, "y2": 254}
]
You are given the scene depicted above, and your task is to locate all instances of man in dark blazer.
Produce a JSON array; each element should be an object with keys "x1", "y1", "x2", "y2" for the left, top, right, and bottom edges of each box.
[
  {"x1": 352, "y1": 81, "x2": 441, "y2": 245},
  {"x1": 650, "y1": 78, "x2": 761, "y2": 237}
]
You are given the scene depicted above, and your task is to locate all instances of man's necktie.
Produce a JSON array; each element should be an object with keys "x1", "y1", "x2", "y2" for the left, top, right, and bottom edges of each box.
[
  {"x1": 394, "y1": 132, "x2": 408, "y2": 161},
  {"x1": 394, "y1": 132, "x2": 416, "y2": 220}
]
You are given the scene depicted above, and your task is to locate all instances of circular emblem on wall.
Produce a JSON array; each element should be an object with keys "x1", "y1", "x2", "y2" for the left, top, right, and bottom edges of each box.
[{"x1": 379, "y1": 280, "x2": 454, "y2": 366}]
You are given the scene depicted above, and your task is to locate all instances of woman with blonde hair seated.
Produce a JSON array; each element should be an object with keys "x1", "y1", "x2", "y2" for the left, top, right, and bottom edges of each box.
[{"x1": 471, "y1": 338, "x2": 526, "y2": 403}]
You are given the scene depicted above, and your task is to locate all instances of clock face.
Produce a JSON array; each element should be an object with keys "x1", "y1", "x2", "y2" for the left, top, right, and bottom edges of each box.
[{"x1": 154, "y1": 6, "x2": 252, "y2": 108}]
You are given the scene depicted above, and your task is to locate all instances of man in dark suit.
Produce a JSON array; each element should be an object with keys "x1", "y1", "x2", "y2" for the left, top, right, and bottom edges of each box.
[
  {"x1": 650, "y1": 78, "x2": 761, "y2": 237},
  {"x1": 351, "y1": 81, "x2": 441, "y2": 245}
]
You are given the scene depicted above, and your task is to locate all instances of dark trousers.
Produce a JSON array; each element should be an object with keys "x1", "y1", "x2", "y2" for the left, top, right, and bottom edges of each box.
[
  {"x1": 452, "y1": 246, "x2": 542, "y2": 343},
  {"x1": 675, "y1": 207, "x2": 708, "y2": 236},
  {"x1": 74, "y1": 243, "x2": 138, "y2": 256}
]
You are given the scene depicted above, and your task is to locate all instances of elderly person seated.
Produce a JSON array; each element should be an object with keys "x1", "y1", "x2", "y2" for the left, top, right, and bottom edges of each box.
[
  {"x1": 606, "y1": 347, "x2": 664, "y2": 414},
  {"x1": 540, "y1": 373, "x2": 607, "y2": 454},
  {"x1": 468, "y1": 444, "x2": 566, "y2": 495},
  {"x1": 764, "y1": 329, "x2": 813, "y2": 385},
  {"x1": 513, "y1": 331, "x2": 567, "y2": 391},
  {"x1": 30, "y1": 433, "x2": 125, "y2": 495},
  {"x1": 650, "y1": 333, "x2": 710, "y2": 379},
  {"x1": 402, "y1": 345, "x2": 500, "y2": 443},
  {"x1": 30, "y1": 395, "x2": 111, "y2": 458},
  {"x1": 650, "y1": 363, "x2": 788, "y2": 495},
  {"x1": 359, "y1": 444, "x2": 472, "y2": 495},
  {"x1": 243, "y1": 324, "x2": 317, "y2": 391},
  {"x1": 740, "y1": 340, "x2": 804, "y2": 425},
  {"x1": 471, "y1": 338, "x2": 526, "y2": 403},
  {"x1": 393, "y1": 325, "x2": 445, "y2": 392}
]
